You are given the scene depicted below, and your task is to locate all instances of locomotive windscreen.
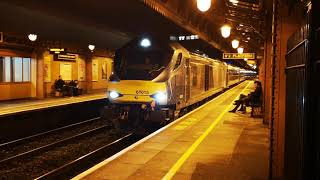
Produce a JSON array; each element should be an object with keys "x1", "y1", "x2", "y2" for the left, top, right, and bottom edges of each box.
[{"x1": 114, "y1": 37, "x2": 173, "y2": 80}]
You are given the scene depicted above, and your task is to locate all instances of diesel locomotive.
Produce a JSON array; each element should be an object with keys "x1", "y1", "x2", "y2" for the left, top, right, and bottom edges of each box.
[{"x1": 105, "y1": 36, "x2": 255, "y2": 130}]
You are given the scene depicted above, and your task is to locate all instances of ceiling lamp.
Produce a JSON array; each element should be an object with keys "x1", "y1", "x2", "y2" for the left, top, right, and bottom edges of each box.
[
  {"x1": 229, "y1": 0, "x2": 239, "y2": 3},
  {"x1": 88, "y1": 44, "x2": 95, "y2": 51},
  {"x1": 221, "y1": 24, "x2": 231, "y2": 38},
  {"x1": 231, "y1": 39, "x2": 239, "y2": 49},
  {"x1": 237, "y1": 47, "x2": 244, "y2": 54},
  {"x1": 140, "y1": 38, "x2": 151, "y2": 47},
  {"x1": 244, "y1": 58, "x2": 248, "y2": 61},
  {"x1": 28, "y1": 34, "x2": 37, "y2": 41},
  {"x1": 197, "y1": 0, "x2": 211, "y2": 12}
]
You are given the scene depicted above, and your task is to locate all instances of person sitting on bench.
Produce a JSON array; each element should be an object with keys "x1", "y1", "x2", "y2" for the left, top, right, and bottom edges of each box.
[
  {"x1": 229, "y1": 80, "x2": 262, "y2": 113},
  {"x1": 54, "y1": 76, "x2": 65, "y2": 93}
]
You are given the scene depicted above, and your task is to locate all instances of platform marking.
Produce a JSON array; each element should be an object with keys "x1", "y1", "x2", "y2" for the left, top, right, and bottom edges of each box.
[{"x1": 162, "y1": 81, "x2": 252, "y2": 180}]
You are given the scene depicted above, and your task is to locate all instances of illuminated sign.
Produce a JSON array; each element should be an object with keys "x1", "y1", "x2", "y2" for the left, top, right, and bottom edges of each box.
[
  {"x1": 170, "y1": 35, "x2": 199, "y2": 41},
  {"x1": 223, "y1": 53, "x2": 255, "y2": 59},
  {"x1": 54, "y1": 53, "x2": 77, "y2": 61}
]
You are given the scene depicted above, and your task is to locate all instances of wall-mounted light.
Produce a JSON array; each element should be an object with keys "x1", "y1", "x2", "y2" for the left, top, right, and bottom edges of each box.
[
  {"x1": 221, "y1": 24, "x2": 231, "y2": 38},
  {"x1": 28, "y1": 34, "x2": 37, "y2": 41},
  {"x1": 237, "y1": 47, "x2": 244, "y2": 54},
  {"x1": 196, "y1": 0, "x2": 211, "y2": 12},
  {"x1": 88, "y1": 45, "x2": 95, "y2": 51},
  {"x1": 231, "y1": 39, "x2": 239, "y2": 49}
]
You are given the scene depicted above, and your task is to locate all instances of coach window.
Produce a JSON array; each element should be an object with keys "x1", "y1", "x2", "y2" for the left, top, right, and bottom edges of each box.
[{"x1": 173, "y1": 53, "x2": 182, "y2": 70}]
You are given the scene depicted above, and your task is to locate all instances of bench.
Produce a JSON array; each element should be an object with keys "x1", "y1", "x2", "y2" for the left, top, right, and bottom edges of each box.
[
  {"x1": 248, "y1": 98, "x2": 263, "y2": 118},
  {"x1": 52, "y1": 80, "x2": 83, "y2": 97}
]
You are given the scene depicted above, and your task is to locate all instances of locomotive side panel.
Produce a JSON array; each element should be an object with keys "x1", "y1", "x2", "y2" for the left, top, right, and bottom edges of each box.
[{"x1": 169, "y1": 51, "x2": 187, "y2": 109}]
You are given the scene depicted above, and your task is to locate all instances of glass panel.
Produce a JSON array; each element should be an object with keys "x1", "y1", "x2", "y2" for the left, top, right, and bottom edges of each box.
[
  {"x1": 13, "y1": 57, "x2": 23, "y2": 82},
  {"x1": 4, "y1": 57, "x2": 11, "y2": 82},
  {"x1": 0, "y1": 57, "x2": 3, "y2": 82},
  {"x1": 23, "y1": 58, "x2": 31, "y2": 82},
  {"x1": 115, "y1": 38, "x2": 173, "y2": 80}
]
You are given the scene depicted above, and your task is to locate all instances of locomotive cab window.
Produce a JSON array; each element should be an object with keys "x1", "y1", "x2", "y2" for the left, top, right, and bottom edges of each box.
[
  {"x1": 115, "y1": 37, "x2": 173, "y2": 81},
  {"x1": 173, "y1": 53, "x2": 182, "y2": 70}
]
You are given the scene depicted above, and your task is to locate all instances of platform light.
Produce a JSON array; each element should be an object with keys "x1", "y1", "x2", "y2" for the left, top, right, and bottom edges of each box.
[
  {"x1": 231, "y1": 39, "x2": 239, "y2": 49},
  {"x1": 196, "y1": 0, "x2": 211, "y2": 12},
  {"x1": 140, "y1": 38, "x2": 151, "y2": 48},
  {"x1": 221, "y1": 24, "x2": 231, "y2": 38},
  {"x1": 88, "y1": 45, "x2": 95, "y2": 51},
  {"x1": 237, "y1": 47, "x2": 244, "y2": 54},
  {"x1": 28, "y1": 34, "x2": 37, "y2": 41},
  {"x1": 229, "y1": 0, "x2": 239, "y2": 4},
  {"x1": 244, "y1": 58, "x2": 248, "y2": 61}
]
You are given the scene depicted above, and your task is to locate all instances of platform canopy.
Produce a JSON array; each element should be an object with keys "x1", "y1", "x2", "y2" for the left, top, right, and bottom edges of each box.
[{"x1": 0, "y1": 0, "x2": 263, "y2": 70}]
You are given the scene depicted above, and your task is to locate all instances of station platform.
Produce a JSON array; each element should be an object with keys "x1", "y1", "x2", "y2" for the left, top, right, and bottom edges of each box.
[
  {"x1": 73, "y1": 81, "x2": 269, "y2": 180},
  {"x1": 0, "y1": 93, "x2": 106, "y2": 117}
]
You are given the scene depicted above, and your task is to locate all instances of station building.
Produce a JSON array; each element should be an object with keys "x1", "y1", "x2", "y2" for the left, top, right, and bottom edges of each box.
[{"x1": 0, "y1": 32, "x2": 113, "y2": 101}]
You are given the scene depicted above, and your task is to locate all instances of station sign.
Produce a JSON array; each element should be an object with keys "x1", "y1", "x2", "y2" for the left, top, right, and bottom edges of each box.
[
  {"x1": 54, "y1": 53, "x2": 78, "y2": 61},
  {"x1": 170, "y1": 35, "x2": 199, "y2": 41},
  {"x1": 223, "y1": 53, "x2": 255, "y2": 59}
]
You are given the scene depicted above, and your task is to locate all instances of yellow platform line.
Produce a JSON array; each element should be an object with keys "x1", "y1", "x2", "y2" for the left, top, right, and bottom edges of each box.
[{"x1": 162, "y1": 81, "x2": 252, "y2": 180}]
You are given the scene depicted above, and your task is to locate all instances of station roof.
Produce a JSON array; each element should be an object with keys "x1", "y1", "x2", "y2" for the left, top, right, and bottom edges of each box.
[{"x1": 0, "y1": 0, "x2": 264, "y2": 70}]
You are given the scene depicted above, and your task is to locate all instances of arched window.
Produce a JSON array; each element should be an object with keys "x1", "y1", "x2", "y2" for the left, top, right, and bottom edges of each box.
[{"x1": 174, "y1": 53, "x2": 183, "y2": 70}]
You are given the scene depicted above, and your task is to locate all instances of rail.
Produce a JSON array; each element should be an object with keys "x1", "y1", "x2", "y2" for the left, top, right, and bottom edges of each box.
[
  {"x1": 35, "y1": 133, "x2": 135, "y2": 180},
  {"x1": 0, "y1": 125, "x2": 109, "y2": 166},
  {"x1": 0, "y1": 117, "x2": 101, "y2": 148}
]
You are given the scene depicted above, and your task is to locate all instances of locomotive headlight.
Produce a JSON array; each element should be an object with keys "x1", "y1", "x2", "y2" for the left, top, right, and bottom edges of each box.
[
  {"x1": 109, "y1": 91, "x2": 120, "y2": 99},
  {"x1": 151, "y1": 92, "x2": 167, "y2": 102}
]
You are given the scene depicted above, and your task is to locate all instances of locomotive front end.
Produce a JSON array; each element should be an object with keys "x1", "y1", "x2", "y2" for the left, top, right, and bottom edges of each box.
[{"x1": 104, "y1": 36, "x2": 174, "y2": 131}]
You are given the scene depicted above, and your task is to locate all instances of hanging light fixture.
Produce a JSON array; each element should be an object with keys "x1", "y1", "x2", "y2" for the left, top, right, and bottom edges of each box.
[
  {"x1": 28, "y1": 34, "x2": 37, "y2": 41},
  {"x1": 88, "y1": 45, "x2": 95, "y2": 51},
  {"x1": 237, "y1": 47, "x2": 244, "y2": 54},
  {"x1": 197, "y1": 0, "x2": 212, "y2": 12},
  {"x1": 221, "y1": 24, "x2": 231, "y2": 38},
  {"x1": 231, "y1": 39, "x2": 239, "y2": 49}
]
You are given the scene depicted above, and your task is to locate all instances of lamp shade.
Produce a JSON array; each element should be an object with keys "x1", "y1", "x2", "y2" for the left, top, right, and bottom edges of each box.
[
  {"x1": 237, "y1": 47, "x2": 244, "y2": 54},
  {"x1": 221, "y1": 25, "x2": 231, "y2": 38},
  {"x1": 28, "y1": 34, "x2": 37, "y2": 41},
  {"x1": 232, "y1": 39, "x2": 239, "y2": 49},
  {"x1": 197, "y1": 0, "x2": 211, "y2": 12}
]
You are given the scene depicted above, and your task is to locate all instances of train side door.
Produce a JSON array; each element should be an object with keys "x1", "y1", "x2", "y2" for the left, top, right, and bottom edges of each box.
[
  {"x1": 185, "y1": 58, "x2": 191, "y2": 102},
  {"x1": 172, "y1": 53, "x2": 185, "y2": 108}
]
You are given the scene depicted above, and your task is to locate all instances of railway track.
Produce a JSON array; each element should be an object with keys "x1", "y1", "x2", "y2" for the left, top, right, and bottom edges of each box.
[
  {"x1": 0, "y1": 114, "x2": 140, "y2": 179},
  {"x1": 0, "y1": 117, "x2": 101, "y2": 148},
  {"x1": 0, "y1": 124, "x2": 109, "y2": 166},
  {"x1": 35, "y1": 133, "x2": 137, "y2": 179}
]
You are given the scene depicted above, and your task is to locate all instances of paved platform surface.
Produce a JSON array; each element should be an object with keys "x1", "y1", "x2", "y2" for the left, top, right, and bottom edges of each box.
[
  {"x1": 0, "y1": 93, "x2": 106, "y2": 116},
  {"x1": 74, "y1": 81, "x2": 269, "y2": 180}
]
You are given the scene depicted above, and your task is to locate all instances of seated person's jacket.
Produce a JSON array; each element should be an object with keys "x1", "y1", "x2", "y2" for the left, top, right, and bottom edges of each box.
[
  {"x1": 54, "y1": 79, "x2": 65, "y2": 90},
  {"x1": 247, "y1": 86, "x2": 262, "y2": 104}
]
